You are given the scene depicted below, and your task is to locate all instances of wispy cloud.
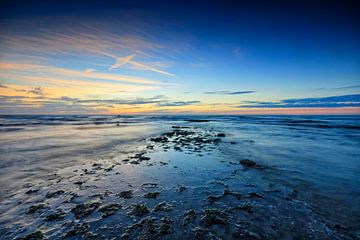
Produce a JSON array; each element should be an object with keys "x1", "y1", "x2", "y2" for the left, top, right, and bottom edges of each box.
[
  {"x1": 103, "y1": 52, "x2": 175, "y2": 76},
  {"x1": 108, "y1": 53, "x2": 136, "y2": 70},
  {"x1": 158, "y1": 101, "x2": 200, "y2": 106},
  {"x1": 237, "y1": 94, "x2": 360, "y2": 108},
  {"x1": 27, "y1": 87, "x2": 44, "y2": 96},
  {"x1": 204, "y1": 90, "x2": 255, "y2": 95},
  {"x1": 0, "y1": 62, "x2": 167, "y2": 86}
]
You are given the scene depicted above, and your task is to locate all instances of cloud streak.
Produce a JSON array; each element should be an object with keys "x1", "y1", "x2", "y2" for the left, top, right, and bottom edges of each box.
[
  {"x1": 237, "y1": 94, "x2": 360, "y2": 108},
  {"x1": 158, "y1": 101, "x2": 200, "y2": 106},
  {"x1": 204, "y1": 90, "x2": 255, "y2": 95},
  {"x1": 103, "y1": 52, "x2": 175, "y2": 76}
]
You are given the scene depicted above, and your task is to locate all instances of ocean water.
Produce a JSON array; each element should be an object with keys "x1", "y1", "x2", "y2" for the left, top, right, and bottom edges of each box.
[{"x1": 0, "y1": 115, "x2": 359, "y2": 239}]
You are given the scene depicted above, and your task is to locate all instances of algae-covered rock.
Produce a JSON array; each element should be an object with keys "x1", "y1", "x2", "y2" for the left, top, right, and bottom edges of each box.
[
  {"x1": 239, "y1": 159, "x2": 257, "y2": 168},
  {"x1": 201, "y1": 209, "x2": 228, "y2": 226},
  {"x1": 45, "y1": 210, "x2": 66, "y2": 221},
  {"x1": 64, "y1": 223, "x2": 89, "y2": 237},
  {"x1": 45, "y1": 190, "x2": 65, "y2": 199},
  {"x1": 98, "y1": 203, "x2": 122, "y2": 217},
  {"x1": 127, "y1": 204, "x2": 149, "y2": 216},
  {"x1": 71, "y1": 201, "x2": 100, "y2": 219},
  {"x1": 183, "y1": 209, "x2": 197, "y2": 225},
  {"x1": 18, "y1": 231, "x2": 45, "y2": 240},
  {"x1": 238, "y1": 203, "x2": 254, "y2": 213},
  {"x1": 118, "y1": 190, "x2": 133, "y2": 199},
  {"x1": 27, "y1": 204, "x2": 47, "y2": 214},
  {"x1": 152, "y1": 202, "x2": 173, "y2": 212},
  {"x1": 206, "y1": 195, "x2": 222, "y2": 203},
  {"x1": 143, "y1": 192, "x2": 160, "y2": 199}
]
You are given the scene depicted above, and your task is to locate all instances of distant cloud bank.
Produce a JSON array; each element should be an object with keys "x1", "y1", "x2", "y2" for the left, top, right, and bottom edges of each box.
[{"x1": 238, "y1": 94, "x2": 360, "y2": 108}]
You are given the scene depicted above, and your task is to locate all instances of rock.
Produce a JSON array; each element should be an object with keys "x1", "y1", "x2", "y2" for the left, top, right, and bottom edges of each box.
[
  {"x1": 127, "y1": 204, "x2": 149, "y2": 216},
  {"x1": 45, "y1": 190, "x2": 65, "y2": 198},
  {"x1": 27, "y1": 204, "x2": 47, "y2": 214},
  {"x1": 71, "y1": 201, "x2": 100, "y2": 219},
  {"x1": 232, "y1": 230, "x2": 261, "y2": 240},
  {"x1": 142, "y1": 183, "x2": 158, "y2": 188},
  {"x1": 286, "y1": 189, "x2": 298, "y2": 200},
  {"x1": 19, "y1": 231, "x2": 45, "y2": 240},
  {"x1": 45, "y1": 210, "x2": 66, "y2": 221},
  {"x1": 118, "y1": 190, "x2": 133, "y2": 199},
  {"x1": 158, "y1": 217, "x2": 172, "y2": 235},
  {"x1": 74, "y1": 180, "x2": 85, "y2": 185},
  {"x1": 98, "y1": 203, "x2": 122, "y2": 217},
  {"x1": 25, "y1": 189, "x2": 39, "y2": 194},
  {"x1": 123, "y1": 216, "x2": 172, "y2": 239},
  {"x1": 178, "y1": 185, "x2": 186, "y2": 193},
  {"x1": 247, "y1": 192, "x2": 264, "y2": 199},
  {"x1": 183, "y1": 209, "x2": 197, "y2": 225},
  {"x1": 239, "y1": 159, "x2": 257, "y2": 168},
  {"x1": 150, "y1": 136, "x2": 168, "y2": 142},
  {"x1": 64, "y1": 223, "x2": 89, "y2": 237},
  {"x1": 217, "y1": 133, "x2": 226, "y2": 137},
  {"x1": 139, "y1": 156, "x2": 150, "y2": 161},
  {"x1": 123, "y1": 217, "x2": 156, "y2": 239},
  {"x1": 206, "y1": 195, "x2": 222, "y2": 203},
  {"x1": 192, "y1": 227, "x2": 220, "y2": 239},
  {"x1": 201, "y1": 209, "x2": 227, "y2": 226},
  {"x1": 223, "y1": 189, "x2": 242, "y2": 200},
  {"x1": 238, "y1": 203, "x2": 254, "y2": 213},
  {"x1": 152, "y1": 202, "x2": 173, "y2": 212},
  {"x1": 143, "y1": 192, "x2": 160, "y2": 199}
]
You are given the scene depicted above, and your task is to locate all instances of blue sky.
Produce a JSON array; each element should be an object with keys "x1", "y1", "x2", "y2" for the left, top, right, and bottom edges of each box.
[{"x1": 0, "y1": 0, "x2": 359, "y2": 114}]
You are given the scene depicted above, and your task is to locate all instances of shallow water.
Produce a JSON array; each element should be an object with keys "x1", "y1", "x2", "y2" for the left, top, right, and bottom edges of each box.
[{"x1": 0, "y1": 115, "x2": 359, "y2": 239}]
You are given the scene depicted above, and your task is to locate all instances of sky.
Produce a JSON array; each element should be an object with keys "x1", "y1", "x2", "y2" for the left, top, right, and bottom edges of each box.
[{"x1": 0, "y1": 0, "x2": 359, "y2": 114}]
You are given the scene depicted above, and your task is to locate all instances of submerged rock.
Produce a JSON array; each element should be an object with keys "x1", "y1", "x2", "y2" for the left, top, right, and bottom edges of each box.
[
  {"x1": 223, "y1": 189, "x2": 242, "y2": 200},
  {"x1": 45, "y1": 190, "x2": 65, "y2": 199},
  {"x1": 25, "y1": 189, "x2": 39, "y2": 194},
  {"x1": 239, "y1": 159, "x2": 258, "y2": 168},
  {"x1": 206, "y1": 195, "x2": 222, "y2": 203},
  {"x1": 143, "y1": 192, "x2": 160, "y2": 199},
  {"x1": 152, "y1": 201, "x2": 173, "y2": 212},
  {"x1": 247, "y1": 192, "x2": 264, "y2": 199},
  {"x1": 192, "y1": 227, "x2": 220, "y2": 239},
  {"x1": 183, "y1": 209, "x2": 197, "y2": 225},
  {"x1": 71, "y1": 201, "x2": 100, "y2": 219},
  {"x1": 123, "y1": 216, "x2": 172, "y2": 239},
  {"x1": 27, "y1": 204, "x2": 47, "y2": 214},
  {"x1": 127, "y1": 204, "x2": 149, "y2": 216},
  {"x1": 45, "y1": 210, "x2": 66, "y2": 221},
  {"x1": 98, "y1": 203, "x2": 122, "y2": 217},
  {"x1": 64, "y1": 223, "x2": 89, "y2": 238},
  {"x1": 238, "y1": 203, "x2": 254, "y2": 213},
  {"x1": 18, "y1": 231, "x2": 45, "y2": 240},
  {"x1": 201, "y1": 209, "x2": 228, "y2": 226},
  {"x1": 118, "y1": 190, "x2": 133, "y2": 199},
  {"x1": 178, "y1": 185, "x2": 186, "y2": 193},
  {"x1": 158, "y1": 217, "x2": 172, "y2": 235}
]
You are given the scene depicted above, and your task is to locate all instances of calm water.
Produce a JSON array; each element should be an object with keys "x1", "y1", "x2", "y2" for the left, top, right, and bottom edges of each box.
[{"x1": 0, "y1": 115, "x2": 359, "y2": 239}]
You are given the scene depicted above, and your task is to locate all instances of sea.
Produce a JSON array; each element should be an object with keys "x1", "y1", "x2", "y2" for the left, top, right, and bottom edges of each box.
[{"x1": 0, "y1": 115, "x2": 359, "y2": 239}]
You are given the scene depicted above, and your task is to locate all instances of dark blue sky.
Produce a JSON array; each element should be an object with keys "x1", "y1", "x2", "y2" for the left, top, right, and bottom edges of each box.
[{"x1": 0, "y1": 0, "x2": 359, "y2": 114}]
